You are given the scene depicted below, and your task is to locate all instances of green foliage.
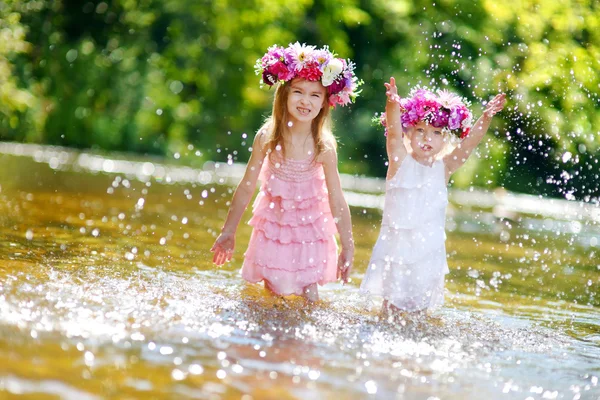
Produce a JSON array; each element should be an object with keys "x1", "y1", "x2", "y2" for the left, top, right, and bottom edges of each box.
[
  {"x1": 1, "y1": 0, "x2": 599, "y2": 198},
  {"x1": 0, "y1": 3, "x2": 39, "y2": 136}
]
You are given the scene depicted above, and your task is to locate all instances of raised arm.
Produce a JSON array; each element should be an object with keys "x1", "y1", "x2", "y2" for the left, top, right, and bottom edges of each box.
[
  {"x1": 211, "y1": 128, "x2": 268, "y2": 265},
  {"x1": 320, "y1": 143, "x2": 354, "y2": 283},
  {"x1": 444, "y1": 93, "x2": 506, "y2": 175},
  {"x1": 384, "y1": 77, "x2": 408, "y2": 177}
]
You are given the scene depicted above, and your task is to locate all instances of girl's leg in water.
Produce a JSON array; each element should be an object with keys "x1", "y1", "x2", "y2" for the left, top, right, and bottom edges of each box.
[
  {"x1": 302, "y1": 283, "x2": 319, "y2": 302},
  {"x1": 381, "y1": 299, "x2": 398, "y2": 323},
  {"x1": 263, "y1": 280, "x2": 319, "y2": 302},
  {"x1": 381, "y1": 300, "x2": 425, "y2": 324},
  {"x1": 264, "y1": 280, "x2": 279, "y2": 297}
]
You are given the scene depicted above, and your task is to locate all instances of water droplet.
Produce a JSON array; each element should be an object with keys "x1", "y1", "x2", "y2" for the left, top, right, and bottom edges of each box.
[
  {"x1": 171, "y1": 369, "x2": 185, "y2": 380},
  {"x1": 84, "y1": 351, "x2": 95, "y2": 366},
  {"x1": 66, "y1": 49, "x2": 78, "y2": 63},
  {"x1": 169, "y1": 80, "x2": 183, "y2": 94},
  {"x1": 365, "y1": 380, "x2": 377, "y2": 394},
  {"x1": 189, "y1": 364, "x2": 204, "y2": 375}
]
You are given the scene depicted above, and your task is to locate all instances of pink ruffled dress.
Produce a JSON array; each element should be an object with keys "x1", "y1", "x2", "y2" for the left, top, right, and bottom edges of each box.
[
  {"x1": 360, "y1": 155, "x2": 449, "y2": 311},
  {"x1": 241, "y1": 152, "x2": 339, "y2": 295}
]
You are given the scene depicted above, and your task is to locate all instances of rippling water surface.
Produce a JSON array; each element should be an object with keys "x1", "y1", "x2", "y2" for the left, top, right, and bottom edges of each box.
[{"x1": 0, "y1": 144, "x2": 598, "y2": 399}]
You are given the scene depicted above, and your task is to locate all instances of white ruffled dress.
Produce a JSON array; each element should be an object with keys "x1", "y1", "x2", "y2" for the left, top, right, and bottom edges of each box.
[{"x1": 360, "y1": 155, "x2": 449, "y2": 311}]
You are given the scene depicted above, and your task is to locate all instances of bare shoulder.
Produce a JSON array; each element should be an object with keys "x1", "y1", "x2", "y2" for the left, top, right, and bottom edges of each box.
[
  {"x1": 253, "y1": 123, "x2": 271, "y2": 152},
  {"x1": 317, "y1": 135, "x2": 339, "y2": 165},
  {"x1": 441, "y1": 148, "x2": 463, "y2": 176}
]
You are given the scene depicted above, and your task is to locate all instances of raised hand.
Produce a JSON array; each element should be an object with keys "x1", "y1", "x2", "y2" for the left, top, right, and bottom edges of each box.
[
  {"x1": 384, "y1": 77, "x2": 401, "y2": 104},
  {"x1": 210, "y1": 232, "x2": 235, "y2": 266},
  {"x1": 483, "y1": 93, "x2": 507, "y2": 117}
]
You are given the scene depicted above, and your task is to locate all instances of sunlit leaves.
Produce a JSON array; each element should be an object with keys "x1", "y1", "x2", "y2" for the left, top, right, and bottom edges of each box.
[{"x1": 1, "y1": 0, "x2": 599, "y2": 198}]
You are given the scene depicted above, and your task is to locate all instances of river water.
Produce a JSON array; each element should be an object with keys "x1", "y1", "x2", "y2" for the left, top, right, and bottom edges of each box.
[{"x1": 0, "y1": 144, "x2": 598, "y2": 399}]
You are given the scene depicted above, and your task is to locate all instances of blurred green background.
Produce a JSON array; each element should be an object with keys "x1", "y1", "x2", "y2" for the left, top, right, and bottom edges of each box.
[{"x1": 1, "y1": 0, "x2": 599, "y2": 199}]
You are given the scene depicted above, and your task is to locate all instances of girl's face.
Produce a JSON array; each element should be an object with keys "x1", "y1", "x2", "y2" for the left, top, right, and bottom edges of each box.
[
  {"x1": 406, "y1": 121, "x2": 449, "y2": 159},
  {"x1": 286, "y1": 79, "x2": 326, "y2": 124}
]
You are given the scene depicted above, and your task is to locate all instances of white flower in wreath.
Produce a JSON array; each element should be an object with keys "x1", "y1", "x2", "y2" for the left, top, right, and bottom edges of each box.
[
  {"x1": 321, "y1": 58, "x2": 344, "y2": 87},
  {"x1": 461, "y1": 113, "x2": 473, "y2": 129}
]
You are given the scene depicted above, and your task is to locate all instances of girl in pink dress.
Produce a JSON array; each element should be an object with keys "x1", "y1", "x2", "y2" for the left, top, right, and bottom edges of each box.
[
  {"x1": 211, "y1": 43, "x2": 360, "y2": 302},
  {"x1": 360, "y1": 77, "x2": 506, "y2": 317}
]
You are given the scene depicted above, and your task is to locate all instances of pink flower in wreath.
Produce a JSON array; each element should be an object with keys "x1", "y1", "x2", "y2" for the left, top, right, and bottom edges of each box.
[{"x1": 297, "y1": 62, "x2": 323, "y2": 81}]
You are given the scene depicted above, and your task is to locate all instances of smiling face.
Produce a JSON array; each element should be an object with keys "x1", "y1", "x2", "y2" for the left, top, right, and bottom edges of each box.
[
  {"x1": 286, "y1": 79, "x2": 326, "y2": 123},
  {"x1": 405, "y1": 121, "x2": 449, "y2": 160}
]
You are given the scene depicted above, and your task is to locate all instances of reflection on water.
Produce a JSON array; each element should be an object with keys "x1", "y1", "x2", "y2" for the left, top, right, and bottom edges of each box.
[{"x1": 0, "y1": 143, "x2": 599, "y2": 399}]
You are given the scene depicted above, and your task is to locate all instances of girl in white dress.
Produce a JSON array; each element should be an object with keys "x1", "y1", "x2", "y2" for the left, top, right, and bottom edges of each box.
[{"x1": 360, "y1": 77, "x2": 506, "y2": 316}]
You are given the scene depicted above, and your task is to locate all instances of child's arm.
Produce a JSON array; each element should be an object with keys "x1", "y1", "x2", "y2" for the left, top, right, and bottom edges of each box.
[
  {"x1": 321, "y1": 143, "x2": 354, "y2": 283},
  {"x1": 384, "y1": 77, "x2": 407, "y2": 174},
  {"x1": 211, "y1": 129, "x2": 267, "y2": 265},
  {"x1": 444, "y1": 93, "x2": 506, "y2": 175}
]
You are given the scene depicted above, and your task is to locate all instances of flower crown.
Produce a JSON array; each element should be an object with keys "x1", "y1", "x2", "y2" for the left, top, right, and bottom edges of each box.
[
  {"x1": 255, "y1": 42, "x2": 361, "y2": 108},
  {"x1": 376, "y1": 86, "x2": 473, "y2": 139}
]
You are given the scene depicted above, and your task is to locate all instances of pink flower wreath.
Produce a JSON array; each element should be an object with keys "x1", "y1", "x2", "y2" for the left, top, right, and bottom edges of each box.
[
  {"x1": 376, "y1": 86, "x2": 473, "y2": 139},
  {"x1": 255, "y1": 42, "x2": 362, "y2": 108}
]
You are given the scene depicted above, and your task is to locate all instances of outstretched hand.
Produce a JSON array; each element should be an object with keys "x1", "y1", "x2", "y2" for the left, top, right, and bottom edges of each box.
[
  {"x1": 483, "y1": 93, "x2": 507, "y2": 117},
  {"x1": 210, "y1": 232, "x2": 235, "y2": 266},
  {"x1": 337, "y1": 247, "x2": 354, "y2": 284},
  {"x1": 384, "y1": 77, "x2": 401, "y2": 104}
]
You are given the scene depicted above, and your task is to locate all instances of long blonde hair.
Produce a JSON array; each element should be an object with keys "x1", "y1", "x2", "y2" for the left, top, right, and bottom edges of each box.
[{"x1": 261, "y1": 80, "x2": 335, "y2": 159}]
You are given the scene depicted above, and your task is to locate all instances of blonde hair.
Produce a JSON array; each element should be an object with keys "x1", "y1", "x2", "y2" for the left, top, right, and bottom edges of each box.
[{"x1": 260, "y1": 79, "x2": 335, "y2": 160}]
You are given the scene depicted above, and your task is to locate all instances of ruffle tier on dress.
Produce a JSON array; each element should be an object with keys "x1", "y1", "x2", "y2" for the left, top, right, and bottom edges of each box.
[
  {"x1": 360, "y1": 155, "x2": 449, "y2": 311},
  {"x1": 242, "y1": 153, "x2": 338, "y2": 295}
]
